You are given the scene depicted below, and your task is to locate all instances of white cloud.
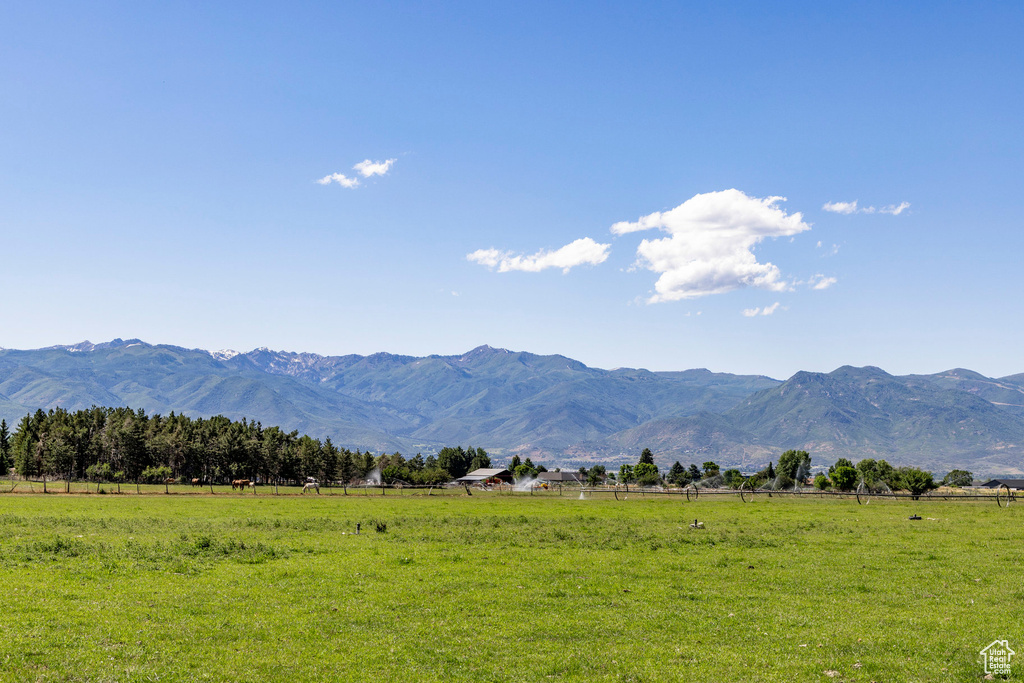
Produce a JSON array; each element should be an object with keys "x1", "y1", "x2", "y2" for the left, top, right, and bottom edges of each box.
[
  {"x1": 742, "y1": 302, "x2": 781, "y2": 317},
  {"x1": 809, "y1": 274, "x2": 837, "y2": 290},
  {"x1": 316, "y1": 172, "x2": 360, "y2": 188},
  {"x1": 467, "y1": 237, "x2": 610, "y2": 274},
  {"x1": 823, "y1": 199, "x2": 910, "y2": 215},
  {"x1": 317, "y1": 158, "x2": 397, "y2": 189},
  {"x1": 353, "y1": 158, "x2": 396, "y2": 178},
  {"x1": 611, "y1": 189, "x2": 811, "y2": 303},
  {"x1": 822, "y1": 200, "x2": 859, "y2": 215},
  {"x1": 879, "y1": 201, "x2": 910, "y2": 215}
]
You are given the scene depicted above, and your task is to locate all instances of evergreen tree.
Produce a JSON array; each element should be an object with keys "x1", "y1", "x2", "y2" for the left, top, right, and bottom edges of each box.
[
  {"x1": 638, "y1": 448, "x2": 655, "y2": 465},
  {"x1": 468, "y1": 447, "x2": 490, "y2": 472},
  {"x1": 362, "y1": 451, "x2": 376, "y2": 476},
  {"x1": 321, "y1": 438, "x2": 340, "y2": 485},
  {"x1": 337, "y1": 449, "x2": 355, "y2": 484},
  {"x1": 437, "y1": 446, "x2": 470, "y2": 478},
  {"x1": 688, "y1": 463, "x2": 702, "y2": 481},
  {"x1": 13, "y1": 413, "x2": 38, "y2": 477},
  {"x1": 0, "y1": 419, "x2": 10, "y2": 474}
]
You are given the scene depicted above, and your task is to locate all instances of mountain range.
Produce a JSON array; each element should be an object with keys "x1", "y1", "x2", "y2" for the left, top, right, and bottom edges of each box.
[{"x1": 1, "y1": 339, "x2": 1023, "y2": 475}]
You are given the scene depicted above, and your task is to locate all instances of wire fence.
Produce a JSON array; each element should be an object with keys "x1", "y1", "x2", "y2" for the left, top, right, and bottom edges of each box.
[{"x1": 0, "y1": 477, "x2": 1017, "y2": 506}]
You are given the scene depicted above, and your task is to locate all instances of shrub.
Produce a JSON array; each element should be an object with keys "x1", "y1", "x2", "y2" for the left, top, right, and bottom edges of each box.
[
  {"x1": 899, "y1": 467, "x2": 937, "y2": 498},
  {"x1": 85, "y1": 463, "x2": 113, "y2": 483},
  {"x1": 830, "y1": 466, "x2": 858, "y2": 491},
  {"x1": 141, "y1": 466, "x2": 172, "y2": 484}
]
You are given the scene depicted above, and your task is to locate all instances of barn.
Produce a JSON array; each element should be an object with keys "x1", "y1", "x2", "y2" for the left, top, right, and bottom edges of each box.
[
  {"x1": 980, "y1": 479, "x2": 1024, "y2": 490},
  {"x1": 456, "y1": 468, "x2": 513, "y2": 485}
]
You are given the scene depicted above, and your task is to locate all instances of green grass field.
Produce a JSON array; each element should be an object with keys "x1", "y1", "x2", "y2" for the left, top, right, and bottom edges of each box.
[{"x1": 0, "y1": 489, "x2": 1020, "y2": 682}]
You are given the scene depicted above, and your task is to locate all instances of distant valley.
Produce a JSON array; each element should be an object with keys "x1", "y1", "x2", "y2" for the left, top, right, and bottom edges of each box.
[{"x1": 1, "y1": 339, "x2": 1023, "y2": 476}]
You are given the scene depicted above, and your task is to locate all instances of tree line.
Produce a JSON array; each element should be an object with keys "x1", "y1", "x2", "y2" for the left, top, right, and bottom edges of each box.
[
  {"x1": 600, "y1": 448, "x2": 961, "y2": 497},
  {"x1": 0, "y1": 407, "x2": 971, "y2": 495},
  {"x1": 0, "y1": 407, "x2": 489, "y2": 489}
]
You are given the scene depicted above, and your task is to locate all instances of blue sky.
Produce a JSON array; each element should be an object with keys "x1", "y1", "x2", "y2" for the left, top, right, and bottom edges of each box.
[{"x1": 1, "y1": 2, "x2": 1022, "y2": 378}]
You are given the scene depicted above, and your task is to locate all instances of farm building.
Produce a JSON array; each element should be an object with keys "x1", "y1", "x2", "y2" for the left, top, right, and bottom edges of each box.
[
  {"x1": 538, "y1": 471, "x2": 584, "y2": 483},
  {"x1": 456, "y1": 468, "x2": 513, "y2": 484},
  {"x1": 979, "y1": 479, "x2": 1024, "y2": 490}
]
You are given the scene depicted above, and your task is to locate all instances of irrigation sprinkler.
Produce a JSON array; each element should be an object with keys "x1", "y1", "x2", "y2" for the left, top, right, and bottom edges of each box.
[
  {"x1": 739, "y1": 480, "x2": 755, "y2": 503},
  {"x1": 996, "y1": 484, "x2": 1013, "y2": 508},
  {"x1": 856, "y1": 481, "x2": 870, "y2": 505},
  {"x1": 684, "y1": 484, "x2": 698, "y2": 502}
]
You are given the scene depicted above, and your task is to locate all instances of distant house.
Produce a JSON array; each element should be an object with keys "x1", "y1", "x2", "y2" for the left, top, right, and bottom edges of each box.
[
  {"x1": 456, "y1": 468, "x2": 513, "y2": 484},
  {"x1": 538, "y1": 471, "x2": 584, "y2": 484},
  {"x1": 979, "y1": 479, "x2": 1024, "y2": 490}
]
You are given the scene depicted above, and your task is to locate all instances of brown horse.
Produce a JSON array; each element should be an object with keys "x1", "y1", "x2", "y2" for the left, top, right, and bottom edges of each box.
[
  {"x1": 191, "y1": 478, "x2": 201, "y2": 487},
  {"x1": 232, "y1": 479, "x2": 251, "y2": 490}
]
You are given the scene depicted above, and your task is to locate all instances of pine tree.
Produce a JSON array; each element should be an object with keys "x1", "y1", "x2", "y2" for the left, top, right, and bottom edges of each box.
[
  {"x1": 338, "y1": 449, "x2": 354, "y2": 484},
  {"x1": 0, "y1": 419, "x2": 10, "y2": 474}
]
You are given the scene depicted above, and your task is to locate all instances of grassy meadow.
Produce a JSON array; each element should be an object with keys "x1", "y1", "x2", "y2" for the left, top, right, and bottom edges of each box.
[{"x1": 0, "y1": 488, "x2": 1020, "y2": 682}]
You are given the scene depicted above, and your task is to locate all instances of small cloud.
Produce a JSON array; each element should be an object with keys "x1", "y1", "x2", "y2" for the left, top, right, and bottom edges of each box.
[
  {"x1": 451, "y1": 291, "x2": 460, "y2": 297},
  {"x1": 317, "y1": 158, "x2": 397, "y2": 188},
  {"x1": 611, "y1": 189, "x2": 811, "y2": 303},
  {"x1": 823, "y1": 199, "x2": 910, "y2": 215},
  {"x1": 809, "y1": 275, "x2": 837, "y2": 290},
  {"x1": 879, "y1": 201, "x2": 910, "y2": 215},
  {"x1": 353, "y1": 158, "x2": 396, "y2": 178},
  {"x1": 467, "y1": 237, "x2": 610, "y2": 274},
  {"x1": 742, "y1": 302, "x2": 781, "y2": 317},
  {"x1": 316, "y1": 172, "x2": 360, "y2": 188},
  {"x1": 822, "y1": 200, "x2": 859, "y2": 215}
]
